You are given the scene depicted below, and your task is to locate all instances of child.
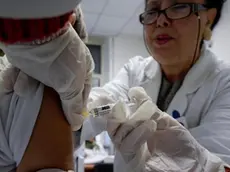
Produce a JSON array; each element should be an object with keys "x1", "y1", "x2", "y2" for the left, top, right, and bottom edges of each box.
[{"x1": 0, "y1": 1, "x2": 94, "y2": 171}]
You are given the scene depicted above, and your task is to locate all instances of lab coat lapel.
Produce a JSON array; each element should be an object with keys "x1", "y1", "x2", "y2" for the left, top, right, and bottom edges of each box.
[
  {"x1": 139, "y1": 46, "x2": 215, "y2": 117},
  {"x1": 166, "y1": 89, "x2": 188, "y2": 117},
  {"x1": 166, "y1": 47, "x2": 216, "y2": 117}
]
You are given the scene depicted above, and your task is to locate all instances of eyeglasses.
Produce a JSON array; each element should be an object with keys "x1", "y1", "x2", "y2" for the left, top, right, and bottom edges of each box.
[{"x1": 139, "y1": 3, "x2": 207, "y2": 25}]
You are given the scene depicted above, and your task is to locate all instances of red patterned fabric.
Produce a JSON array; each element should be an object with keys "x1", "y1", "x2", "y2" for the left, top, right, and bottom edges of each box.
[
  {"x1": 225, "y1": 167, "x2": 230, "y2": 172},
  {"x1": 0, "y1": 11, "x2": 73, "y2": 44}
]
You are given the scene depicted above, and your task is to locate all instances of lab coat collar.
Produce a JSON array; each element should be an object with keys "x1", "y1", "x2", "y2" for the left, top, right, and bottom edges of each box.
[
  {"x1": 144, "y1": 45, "x2": 217, "y2": 95},
  {"x1": 181, "y1": 46, "x2": 217, "y2": 94}
]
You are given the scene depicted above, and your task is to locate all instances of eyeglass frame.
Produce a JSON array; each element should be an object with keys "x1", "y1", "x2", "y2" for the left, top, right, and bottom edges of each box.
[{"x1": 139, "y1": 3, "x2": 207, "y2": 25}]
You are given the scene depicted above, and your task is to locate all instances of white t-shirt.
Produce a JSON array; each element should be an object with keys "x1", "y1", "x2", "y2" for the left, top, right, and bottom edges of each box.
[{"x1": 0, "y1": 57, "x2": 44, "y2": 171}]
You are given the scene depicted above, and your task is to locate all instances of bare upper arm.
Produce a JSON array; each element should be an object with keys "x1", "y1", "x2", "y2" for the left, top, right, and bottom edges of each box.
[{"x1": 16, "y1": 86, "x2": 74, "y2": 172}]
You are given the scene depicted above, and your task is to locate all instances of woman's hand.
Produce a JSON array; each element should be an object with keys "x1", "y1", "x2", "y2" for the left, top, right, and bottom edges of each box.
[
  {"x1": 107, "y1": 87, "x2": 225, "y2": 172},
  {"x1": 105, "y1": 87, "x2": 159, "y2": 171},
  {"x1": 145, "y1": 111, "x2": 226, "y2": 172}
]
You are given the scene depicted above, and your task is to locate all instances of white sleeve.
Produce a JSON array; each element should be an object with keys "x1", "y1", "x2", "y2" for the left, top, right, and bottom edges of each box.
[
  {"x1": 89, "y1": 56, "x2": 148, "y2": 104},
  {"x1": 9, "y1": 83, "x2": 44, "y2": 165},
  {"x1": 0, "y1": 66, "x2": 44, "y2": 169},
  {"x1": 96, "y1": 63, "x2": 131, "y2": 101},
  {"x1": 189, "y1": 75, "x2": 230, "y2": 165}
]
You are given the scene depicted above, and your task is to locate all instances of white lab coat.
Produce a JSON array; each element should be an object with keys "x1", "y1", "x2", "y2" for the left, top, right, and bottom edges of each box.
[{"x1": 86, "y1": 46, "x2": 230, "y2": 171}]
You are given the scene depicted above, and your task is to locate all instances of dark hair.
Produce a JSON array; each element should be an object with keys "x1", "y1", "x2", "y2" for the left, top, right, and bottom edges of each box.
[
  {"x1": 205, "y1": 0, "x2": 226, "y2": 30},
  {"x1": 144, "y1": 0, "x2": 226, "y2": 30}
]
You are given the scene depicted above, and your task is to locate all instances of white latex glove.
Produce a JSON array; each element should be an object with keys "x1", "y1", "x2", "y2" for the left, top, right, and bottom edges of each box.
[
  {"x1": 107, "y1": 87, "x2": 225, "y2": 172},
  {"x1": 87, "y1": 87, "x2": 117, "y2": 111},
  {"x1": 145, "y1": 112, "x2": 225, "y2": 172},
  {"x1": 106, "y1": 87, "x2": 161, "y2": 171},
  {"x1": 80, "y1": 88, "x2": 117, "y2": 143},
  {"x1": 107, "y1": 102, "x2": 158, "y2": 161},
  {"x1": 1, "y1": 25, "x2": 95, "y2": 131}
]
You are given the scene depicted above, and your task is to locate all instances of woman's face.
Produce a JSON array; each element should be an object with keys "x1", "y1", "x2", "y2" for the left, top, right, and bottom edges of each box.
[{"x1": 144, "y1": 0, "x2": 216, "y2": 67}]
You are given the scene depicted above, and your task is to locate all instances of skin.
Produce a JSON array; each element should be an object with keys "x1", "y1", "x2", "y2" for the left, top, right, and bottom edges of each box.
[
  {"x1": 16, "y1": 87, "x2": 74, "y2": 172},
  {"x1": 145, "y1": 0, "x2": 217, "y2": 82}
]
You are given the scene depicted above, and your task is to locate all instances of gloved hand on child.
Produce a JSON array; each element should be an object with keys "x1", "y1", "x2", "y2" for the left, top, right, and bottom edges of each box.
[{"x1": 0, "y1": 4, "x2": 94, "y2": 131}]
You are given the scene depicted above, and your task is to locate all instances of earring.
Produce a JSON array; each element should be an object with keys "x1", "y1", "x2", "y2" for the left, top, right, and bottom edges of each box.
[{"x1": 203, "y1": 24, "x2": 212, "y2": 41}]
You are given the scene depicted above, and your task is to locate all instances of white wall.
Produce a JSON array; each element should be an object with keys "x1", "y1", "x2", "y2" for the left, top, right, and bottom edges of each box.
[
  {"x1": 88, "y1": 36, "x2": 111, "y2": 85},
  {"x1": 112, "y1": 35, "x2": 149, "y2": 77},
  {"x1": 211, "y1": 0, "x2": 230, "y2": 62},
  {"x1": 88, "y1": 35, "x2": 149, "y2": 83}
]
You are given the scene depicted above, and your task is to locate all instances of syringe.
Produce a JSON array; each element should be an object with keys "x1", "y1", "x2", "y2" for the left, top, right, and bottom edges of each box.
[{"x1": 89, "y1": 103, "x2": 137, "y2": 118}]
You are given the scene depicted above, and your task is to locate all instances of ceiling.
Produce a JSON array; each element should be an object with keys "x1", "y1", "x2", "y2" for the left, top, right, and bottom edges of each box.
[{"x1": 81, "y1": 0, "x2": 145, "y2": 37}]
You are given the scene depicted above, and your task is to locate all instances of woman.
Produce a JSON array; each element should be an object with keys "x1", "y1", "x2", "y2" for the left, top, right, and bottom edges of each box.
[
  {"x1": 86, "y1": 0, "x2": 230, "y2": 171},
  {"x1": 0, "y1": 1, "x2": 93, "y2": 172}
]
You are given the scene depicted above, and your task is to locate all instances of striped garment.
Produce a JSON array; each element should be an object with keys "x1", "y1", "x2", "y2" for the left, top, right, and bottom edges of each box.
[
  {"x1": 0, "y1": 12, "x2": 72, "y2": 44},
  {"x1": 226, "y1": 167, "x2": 230, "y2": 172}
]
